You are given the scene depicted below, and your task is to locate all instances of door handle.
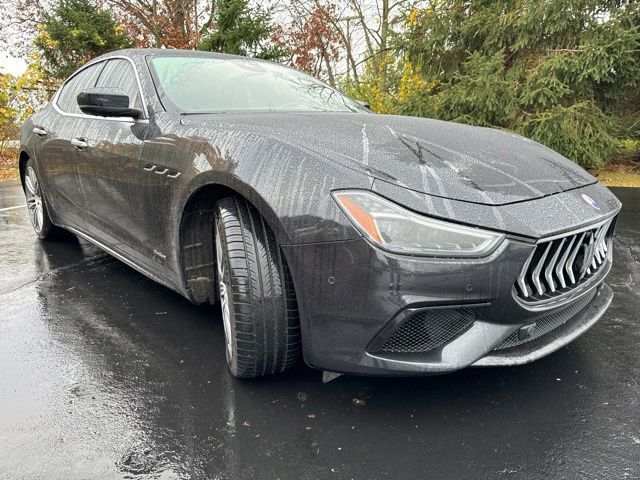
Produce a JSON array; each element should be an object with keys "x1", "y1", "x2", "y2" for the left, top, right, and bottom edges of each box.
[
  {"x1": 71, "y1": 137, "x2": 89, "y2": 149},
  {"x1": 33, "y1": 127, "x2": 48, "y2": 137}
]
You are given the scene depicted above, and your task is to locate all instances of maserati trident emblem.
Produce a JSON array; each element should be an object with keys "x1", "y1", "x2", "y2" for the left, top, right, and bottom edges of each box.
[{"x1": 581, "y1": 194, "x2": 600, "y2": 210}]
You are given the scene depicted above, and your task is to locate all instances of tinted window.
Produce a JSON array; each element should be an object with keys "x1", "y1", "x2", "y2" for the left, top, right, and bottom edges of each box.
[
  {"x1": 149, "y1": 56, "x2": 367, "y2": 113},
  {"x1": 56, "y1": 62, "x2": 104, "y2": 113},
  {"x1": 96, "y1": 59, "x2": 143, "y2": 110}
]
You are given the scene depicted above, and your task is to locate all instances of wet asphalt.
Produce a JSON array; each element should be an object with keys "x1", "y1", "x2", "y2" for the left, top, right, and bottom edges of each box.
[{"x1": 0, "y1": 179, "x2": 638, "y2": 480}]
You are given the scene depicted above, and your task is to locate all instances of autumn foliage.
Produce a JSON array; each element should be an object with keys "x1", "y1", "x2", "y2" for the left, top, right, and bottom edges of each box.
[{"x1": 287, "y1": 3, "x2": 343, "y2": 86}]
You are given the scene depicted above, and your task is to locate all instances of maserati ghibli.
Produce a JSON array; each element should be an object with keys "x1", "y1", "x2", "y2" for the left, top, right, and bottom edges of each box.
[{"x1": 19, "y1": 49, "x2": 621, "y2": 378}]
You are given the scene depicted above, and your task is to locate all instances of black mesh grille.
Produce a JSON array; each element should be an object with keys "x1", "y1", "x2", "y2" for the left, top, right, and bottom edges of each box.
[
  {"x1": 377, "y1": 308, "x2": 477, "y2": 353},
  {"x1": 495, "y1": 290, "x2": 597, "y2": 350}
]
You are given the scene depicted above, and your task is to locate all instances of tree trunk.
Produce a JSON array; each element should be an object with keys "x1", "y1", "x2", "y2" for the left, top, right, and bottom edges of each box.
[
  {"x1": 379, "y1": 0, "x2": 390, "y2": 92},
  {"x1": 322, "y1": 48, "x2": 336, "y2": 86},
  {"x1": 152, "y1": 0, "x2": 161, "y2": 47}
]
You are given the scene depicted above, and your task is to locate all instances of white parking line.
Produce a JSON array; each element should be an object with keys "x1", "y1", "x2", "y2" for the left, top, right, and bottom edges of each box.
[{"x1": 0, "y1": 205, "x2": 25, "y2": 212}]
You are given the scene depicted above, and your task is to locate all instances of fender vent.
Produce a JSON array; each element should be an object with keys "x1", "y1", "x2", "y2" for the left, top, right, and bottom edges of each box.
[{"x1": 375, "y1": 308, "x2": 477, "y2": 354}]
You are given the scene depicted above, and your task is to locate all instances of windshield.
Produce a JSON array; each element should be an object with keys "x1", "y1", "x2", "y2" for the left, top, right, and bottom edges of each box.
[{"x1": 149, "y1": 56, "x2": 367, "y2": 113}]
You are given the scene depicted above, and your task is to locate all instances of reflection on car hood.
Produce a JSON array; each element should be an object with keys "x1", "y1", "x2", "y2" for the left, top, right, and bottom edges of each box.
[{"x1": 180, "y1": 112, "x2": 596, "y2": 206}]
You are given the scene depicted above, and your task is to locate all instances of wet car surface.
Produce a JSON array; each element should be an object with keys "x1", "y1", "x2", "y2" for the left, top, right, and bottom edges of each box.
[{"x1": 1, "y1": 179, "x2": 639, "y2": 479}]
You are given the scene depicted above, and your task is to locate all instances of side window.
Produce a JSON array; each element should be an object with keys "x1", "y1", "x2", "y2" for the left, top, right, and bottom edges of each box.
[
  {"x1": 56, "y1": 62, "x2": 104, "y2": 114},
  {"x1": 96, "y1": 59, "x2": 143, "y2": 111}
]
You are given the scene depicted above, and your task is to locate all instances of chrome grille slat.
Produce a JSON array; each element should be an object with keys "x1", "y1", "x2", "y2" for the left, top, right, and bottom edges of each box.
[
  {"x1": 592, "y1": 227, "x2": 603, "y2": 266},
  {"x1": 532, "y1": 242, "x2": 552, "y2": 296},
  {"x1": 555, "y1": 236, "x2": 575, "y2": 289},
  {"x1": 544, "y1": 237, "x2": 565, "y2": 293},
  {"x1": 516, "y1": 252, "x2": 535, "y2": 298},
  {"x1": 514, "y1": 217, "x2": 615, "y2": 302},
  {"x1": 595, "y1": 223, "x2": 608, "y2": 261},
  {"x1": 565, "y1": 232, "x2": 586, "y2": 285},
  {"x1": 579, "y1": 232, "x2": 597, "y2": 281}
]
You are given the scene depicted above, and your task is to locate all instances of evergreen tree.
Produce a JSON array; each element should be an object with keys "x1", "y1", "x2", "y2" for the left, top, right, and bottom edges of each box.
[
  {"x1": 351, "y1": 1, "x2": 640, "y2": 168},
  {"x1": 198, "y1": 0, "x2": 286, "y2": 60},
  {"x1": 34, "y1": 0, "x2": 133, "y2": 81}
]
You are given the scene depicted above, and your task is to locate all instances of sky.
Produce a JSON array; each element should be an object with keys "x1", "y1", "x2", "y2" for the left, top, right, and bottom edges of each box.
[
  {"x1": 0, "y1": 53, "x2": 27, "y2": 75},
  {"x1": 0, "y1": 0, "x2": 29, "y2": 76}
]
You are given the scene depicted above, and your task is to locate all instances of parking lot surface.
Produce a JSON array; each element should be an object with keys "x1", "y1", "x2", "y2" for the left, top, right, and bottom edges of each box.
[{"x1": 1, "y1": 179, "x2": 639, "y2": 480}]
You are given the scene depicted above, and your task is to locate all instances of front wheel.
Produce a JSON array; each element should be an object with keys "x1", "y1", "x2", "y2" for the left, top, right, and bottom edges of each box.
[
  {"x1": 23, "y1": 160, "x2": 59, "y2": 239},
  {"x1": 214, "y1": 196, "x2": 301, "y2": 378}
]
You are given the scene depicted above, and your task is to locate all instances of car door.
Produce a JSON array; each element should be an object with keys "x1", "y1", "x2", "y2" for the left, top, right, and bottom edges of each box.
[
  {"x1": 74, "y1": 58, "x2": 149, "y2": 257},
  {"x1": 35, "y1": 61, "x2": 105, "y2": 229}
]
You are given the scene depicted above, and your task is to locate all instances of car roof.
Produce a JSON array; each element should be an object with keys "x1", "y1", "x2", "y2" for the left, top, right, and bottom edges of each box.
[{"x1": 93, "y1": 48, "x2": 258, "y2": 63}]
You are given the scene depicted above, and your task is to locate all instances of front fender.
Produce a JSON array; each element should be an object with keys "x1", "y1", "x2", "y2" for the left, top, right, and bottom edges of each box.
[
  {"x1": 168, "y1": 124, "x2": 372, "y2": 246},
  {"x1": 174, "y1": 170, "x2": 293, "y2": 247}
]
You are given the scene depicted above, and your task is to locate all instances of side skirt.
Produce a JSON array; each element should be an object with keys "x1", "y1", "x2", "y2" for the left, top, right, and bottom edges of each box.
[{"x1": 64, "y1": 224, "x2": 184, "y2": 297}]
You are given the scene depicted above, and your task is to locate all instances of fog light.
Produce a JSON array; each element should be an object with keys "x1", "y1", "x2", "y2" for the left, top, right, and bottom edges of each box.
[{"x1": 518, "y1": 324, "x2": 537, "y2": 340}]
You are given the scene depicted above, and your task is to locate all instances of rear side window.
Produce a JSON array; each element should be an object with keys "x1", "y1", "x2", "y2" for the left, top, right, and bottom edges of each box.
[
  {"x1": 56, "y1": 62, "x2": 104, "y2": 114},
  {"x1": 96, "y1": 59, "x2": 143, "y2": 110}
]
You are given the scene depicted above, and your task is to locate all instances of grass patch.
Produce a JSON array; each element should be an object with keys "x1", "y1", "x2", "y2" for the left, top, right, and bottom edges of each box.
[{"x1": 590, "y1": 159, "x2": 640, "y2": 188}]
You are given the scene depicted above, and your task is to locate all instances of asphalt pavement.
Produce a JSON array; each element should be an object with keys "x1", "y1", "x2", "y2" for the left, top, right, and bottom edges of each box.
[{"x1": 1, "y1": 179, "x2": 639, "y2": 480}]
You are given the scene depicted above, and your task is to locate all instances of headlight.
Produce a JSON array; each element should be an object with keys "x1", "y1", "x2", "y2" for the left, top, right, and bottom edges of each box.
[{"x1": 333, "y1": 190, "x2": 504, "y2": 257}]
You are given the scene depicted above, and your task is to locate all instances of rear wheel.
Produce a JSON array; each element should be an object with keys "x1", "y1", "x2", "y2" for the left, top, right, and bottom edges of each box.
[
  {"x1": 214, "y1": 196, "x2": 301, "y2": 378},
  {"x1": 23, "y1": 160, "x2": 59, "y2": 239}
]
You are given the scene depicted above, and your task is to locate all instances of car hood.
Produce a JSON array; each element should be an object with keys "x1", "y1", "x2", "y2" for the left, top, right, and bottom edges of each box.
[{"x1": 180, "y1": 112, "x2": 596, "y2": 206}]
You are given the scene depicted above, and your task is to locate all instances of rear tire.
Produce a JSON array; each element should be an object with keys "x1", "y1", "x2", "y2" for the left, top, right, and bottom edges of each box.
[
  {"x1": 23, "y1": 160, "x2": 60, "y2": 240},
  {"x1": 214, "y1": 196, "x2": 301, "y2": 378}
]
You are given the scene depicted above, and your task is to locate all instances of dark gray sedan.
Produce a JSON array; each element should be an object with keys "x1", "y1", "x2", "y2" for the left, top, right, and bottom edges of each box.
[{"x1": 19, "y1": 48, "x2": 621, "y2": 378}]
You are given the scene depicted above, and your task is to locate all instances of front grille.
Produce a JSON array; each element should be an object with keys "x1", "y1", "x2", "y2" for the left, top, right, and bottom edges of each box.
[
  {"x1": 376, "y1": 308, "x2": 476, "y2": 354},
  {"x1": 514, "y1": 217, "x2": 615, "y2": 302},
  {"x1": 495, "y1": 289, "x2": 596, "y2": 350}
]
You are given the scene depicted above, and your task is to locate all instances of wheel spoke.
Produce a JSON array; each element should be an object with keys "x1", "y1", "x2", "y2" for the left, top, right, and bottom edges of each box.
[
  {"x1": 36, "y1": 207, "x2": 43, "y2": 231},
  {"x1": 32, "y1": 172, "x2": 39, "y2": 192},
  {"x1": 215, "y1": 228, "x2": 233, "y2": 357},
  {"x1": 25, "y1": 174, "x2": 35, "y2": 196},
  {"x1": 216, "y1": 234, "x2": 225, "y2": 279},
  {"x1": 220, "y1": 281, "x2": 232, "y2": 356},
  {"x1": 28, "y1": 206, "x2": 36, "y2": 225}
]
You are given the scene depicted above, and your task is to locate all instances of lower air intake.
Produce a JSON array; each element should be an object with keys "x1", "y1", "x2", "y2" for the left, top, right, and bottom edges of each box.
[
  {"x1": 376, "y1": 308, "x2": 477, "y2": 354},
  {"x1": 495, "y1": 289, "x2": 597, "y2": 351}
]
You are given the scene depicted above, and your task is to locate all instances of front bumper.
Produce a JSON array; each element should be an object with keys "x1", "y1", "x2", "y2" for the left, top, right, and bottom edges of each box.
[
  {"x1": 283, "y1": 233, "x2": 614, "y2": 376},
  {"x1": 474, "y1": 283, "x2": 612, "y2": 367}
]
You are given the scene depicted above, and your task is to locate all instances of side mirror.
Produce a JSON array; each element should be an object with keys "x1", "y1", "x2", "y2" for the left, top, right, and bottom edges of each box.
[
  {"x1": 77, "y1": 87, "x2": 142, "y2": 118},
  {"x1": 356, "y1": 99, "x2": 372, "y2": 110}
]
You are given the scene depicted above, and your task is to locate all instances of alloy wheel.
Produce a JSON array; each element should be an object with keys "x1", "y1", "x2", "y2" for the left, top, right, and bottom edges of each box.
[
  {"x1": 215, "y1": 225, "x2": 233, "y2": 358},
  {"x1": 24, "y1": 166, "x2": 44, "y2": 233}
]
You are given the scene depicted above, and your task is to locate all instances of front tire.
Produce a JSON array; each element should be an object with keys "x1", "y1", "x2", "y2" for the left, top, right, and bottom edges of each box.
[
  {"x1": 215, "y1": 196, "x2": 301, "y2": 378},
  {"x1": 23, "y1": 160, "x2": 59, "y2": 239}
]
